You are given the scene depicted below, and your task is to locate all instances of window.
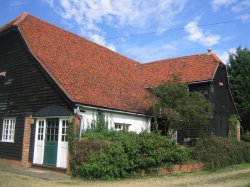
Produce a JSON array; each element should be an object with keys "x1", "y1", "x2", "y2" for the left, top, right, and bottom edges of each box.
[
  {"x1": 37, "y1": 121, "x2": 44, "y2": 140},
  {"x1": 114, "y1": 123, "x2": 130, "y2": 131},
  {"x1": 46, "y1": 120, "x2": 59, "y2": 142},
  {"x1": 61, "y1": 120, "x2": 69, "y2": 142},
  {"x1": 2, "y1": 118, "x2": 16, "y2": 142}
]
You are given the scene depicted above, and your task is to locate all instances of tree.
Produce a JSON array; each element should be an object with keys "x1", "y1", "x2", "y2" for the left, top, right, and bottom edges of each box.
[
  {"x1": 148, "y1": 75, "x2": 214, "y2": 138},
  {"x1": 228, "y1": 46, "x2": 250, "y2": 131}
]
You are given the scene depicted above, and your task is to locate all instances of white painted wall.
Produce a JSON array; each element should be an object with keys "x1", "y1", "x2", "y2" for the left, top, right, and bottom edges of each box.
[{"x1": 79, "y1": 108, "x2": 151, "y2": 134}]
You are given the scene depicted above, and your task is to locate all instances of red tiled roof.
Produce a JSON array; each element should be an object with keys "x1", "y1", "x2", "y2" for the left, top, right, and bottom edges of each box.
[
  {"x1": 139, "y1": 53, "x2": 222, "y2": 87},
  {"x1": 1, "y1": 13, "x2": 148, "y2": 114},
  {"x1": 0, "y1": 13, "x2": 223, "y2": 114}
]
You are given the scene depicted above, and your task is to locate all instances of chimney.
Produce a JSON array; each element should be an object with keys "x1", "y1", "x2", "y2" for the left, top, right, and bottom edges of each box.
[{"x1": 207, "y1": 48, "x2": 212, "y2": 54}]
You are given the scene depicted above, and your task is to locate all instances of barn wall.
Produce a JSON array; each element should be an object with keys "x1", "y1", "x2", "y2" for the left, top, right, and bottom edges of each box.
[
  {"x1": 211, "y1": 64, "x2": 237, "y2": 137},
  {"x1": 0, "y1": 29, "x2": 70, "y2": 160},
  {"x1": 177, "y1": 64, "x2": 238, "y2": 143}
]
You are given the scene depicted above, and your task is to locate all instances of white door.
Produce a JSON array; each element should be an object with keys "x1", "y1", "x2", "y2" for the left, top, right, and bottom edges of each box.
[
  {"x1": 57, "y1": 118, "x2": 69, "y2": 168},
  {"x1": 33, "y1": 119, "x2": 45, "y2": 165}
]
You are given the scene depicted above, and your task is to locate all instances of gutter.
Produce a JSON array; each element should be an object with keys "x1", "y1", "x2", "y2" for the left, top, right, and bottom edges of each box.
[
  {"x1": 75, "y1": 104, "x2": 149, "y2": 117},
  {"x1": 188, "y1": 79, "x2": 213, "y2": 85}
]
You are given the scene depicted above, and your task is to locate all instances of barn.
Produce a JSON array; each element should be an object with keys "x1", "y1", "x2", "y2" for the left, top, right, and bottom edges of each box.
[{"x1": 0, "y1": 13, "x2": 238, "y2": 169}]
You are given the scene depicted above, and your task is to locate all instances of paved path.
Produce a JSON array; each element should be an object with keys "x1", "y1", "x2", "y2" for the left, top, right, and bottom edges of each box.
[{"x1": 0, "y1": 162, "x2": 69, "y2": 181}]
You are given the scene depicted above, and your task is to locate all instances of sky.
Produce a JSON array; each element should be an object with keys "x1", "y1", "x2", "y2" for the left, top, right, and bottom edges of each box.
[{"x1": 0, "y1": 0, "x2": 249, "y2": 63}]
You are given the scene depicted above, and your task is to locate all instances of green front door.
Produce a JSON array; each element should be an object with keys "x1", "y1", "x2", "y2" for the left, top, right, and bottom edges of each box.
[{"x1": 43, "y1": 119, "x2": 59, "y2": 166}]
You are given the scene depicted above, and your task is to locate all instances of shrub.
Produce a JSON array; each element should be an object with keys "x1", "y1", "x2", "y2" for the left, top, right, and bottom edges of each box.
[
  {"x1": 135, "y1": 132, "x2": 191, "y2": 169},
  {"x1": 70, "y1": 130, "x2": 192, "y2": 179},
  {"x1": 242, "y1": 131, "x2": 250, "y2": 142},
  {"x1": 70, "y1": 138, "x2": 111, "y2": 177},
  {"x1": 194, "y1": 136, "x2": 250, "y2": 169},
  {"x1": 76, "y1": 143, "x2": 129, "y2": 179}
]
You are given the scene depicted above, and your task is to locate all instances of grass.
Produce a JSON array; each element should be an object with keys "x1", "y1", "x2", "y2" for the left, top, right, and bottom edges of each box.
[{"x1": 0, "y1": 163, "x2": 250, "y2": 187}]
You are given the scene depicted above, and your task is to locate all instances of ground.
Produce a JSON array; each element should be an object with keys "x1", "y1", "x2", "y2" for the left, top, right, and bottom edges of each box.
[{"x1": 0, "y1": 164, "x2": 250, "y2": 187}]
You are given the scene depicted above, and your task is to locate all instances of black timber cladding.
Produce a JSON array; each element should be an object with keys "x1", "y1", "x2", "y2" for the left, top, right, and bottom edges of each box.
[
  {"x1": 210, "y1": 64, "x2": 237, "y2": 137},
  {"x1": 0, "y1": 29, "x2": 72, "y2": 160},
  {"x1": 177, "y1": 65, "x2": 237, "y2": 143}
]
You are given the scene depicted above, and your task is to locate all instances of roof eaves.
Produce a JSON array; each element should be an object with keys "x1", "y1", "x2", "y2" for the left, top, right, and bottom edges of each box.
[
  {"x1": 75, "y1": 103, "x2": 148, "y2": 117},
  {"x1": 188, "y1": 79, "x2": 213, "y2": 85},
  {"x1": 212, "y1": 62, "x2": 220, "y2": 80}
]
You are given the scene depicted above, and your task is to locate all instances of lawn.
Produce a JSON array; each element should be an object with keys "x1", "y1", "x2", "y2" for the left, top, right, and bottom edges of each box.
[{"x1": 0, "y1": 163, "x2": 250, "y2": 187}]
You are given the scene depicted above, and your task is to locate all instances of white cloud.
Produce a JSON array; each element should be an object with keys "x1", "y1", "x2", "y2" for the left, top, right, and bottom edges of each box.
[
  {"x1": 44, "y1": 0, "x2": 188, "y2": 51},
  {"x1": 89, "y1": 34, "x2": 116, "y2": 51},
  {"x1": 122, "y1": 41, "x2": 180, "y2": 63},
  {"x1": 211, "y1": 0, "x2": 236, "y2": 11},
  {"x1": 184, "y1": 20, "x2": 221, "y2": 47},
  {"x1": 216, "y1": 48, "x2": 236, "y2": 64},
  {"x1": 211, "y1": 0, "x2": 250, "y2": 20},
  {"x1": 232, "y1": 0, "x2": 250, "y2": 13},
  {"x1": 43, "y1": 0, "x2": 54, "y2": 7},
  {"x1": 236, "y1": 13, "x2": 250, "y2": 20}
]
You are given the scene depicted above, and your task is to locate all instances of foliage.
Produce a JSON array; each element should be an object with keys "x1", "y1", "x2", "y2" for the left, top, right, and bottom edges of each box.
[
  {"x1": 135, "y1": 132, "x2": 191, "y2": 169},
  {"x1": 68, "y1": 116, "x2": 76, "y2": 155},
  {"x1": 194, "y1": 136, "x2": 250, "y2": 169},
  {"x1": 70, "y1": 138, "x2": 128, "y2": 179},
  {"x1": 228, "y1": 115, "x2": 238, "y2": 138},
  {"x1": 89, "y1": 111, "x2": 109, "y2": 132},
  {"x1": 242, "y1": 131, "x2": 250, "y2": 142},
  {"x1": 71, "y1": 130, "x2": 192, "y2": 179},
  {"x1": 147, "y1": 75, "x2": 214, "y2": 137},
  {"x1": 228, "y1": 46, "x2": 250, "y2": 131}
]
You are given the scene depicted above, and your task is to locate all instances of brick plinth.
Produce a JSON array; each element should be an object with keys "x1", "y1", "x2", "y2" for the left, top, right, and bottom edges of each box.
[{"x1": 21, "y1": 115, "x2": 32, "y2": 167}]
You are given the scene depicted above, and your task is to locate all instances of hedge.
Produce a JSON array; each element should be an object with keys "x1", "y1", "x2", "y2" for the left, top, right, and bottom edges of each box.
[
  {"x1": 70, "y1": 131, "x2": 192, "y2": 179},
  {"x1": 194, "y1": 136, "x2": 250, "y2": 169}
]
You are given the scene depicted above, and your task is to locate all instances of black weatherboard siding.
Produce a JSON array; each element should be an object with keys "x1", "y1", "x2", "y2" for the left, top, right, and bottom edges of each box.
[
  {"x1": 177, "y1": 64, "x2": 237, "y2": 143},
  {"x1": 0, "y1": 28, "x2": 71, "y2": 160},
  {"x1": 211, "y1": 64, "x2": 237, "y2": 137}
]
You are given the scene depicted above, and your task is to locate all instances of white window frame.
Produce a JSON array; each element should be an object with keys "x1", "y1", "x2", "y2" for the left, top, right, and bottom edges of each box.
[
  {"x1": 61, "y1": 119, "x2": 69, "y2": 142},
  {"x1": 114, "y1": 123, "x2": 131, "y2": 131},
  {"x1": 1, "y1": 118, "x2": 16, "y2": 142}
]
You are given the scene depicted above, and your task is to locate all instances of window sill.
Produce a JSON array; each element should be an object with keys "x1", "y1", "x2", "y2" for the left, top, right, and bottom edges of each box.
[{"x1": 0, "y1": 140, "x2": 15, "y2": 143}]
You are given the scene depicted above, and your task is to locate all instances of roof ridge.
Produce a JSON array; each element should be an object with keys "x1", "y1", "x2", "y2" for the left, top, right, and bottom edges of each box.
[
  {"x1": 140, "y1": 52, "x2": 221, "y2": 66},
  {"x1": 13, "y1": 12, "x2": 29, "y2": 26},
  {"x1": 0, "y1": 12, "x2": 29, "y2": 32}
]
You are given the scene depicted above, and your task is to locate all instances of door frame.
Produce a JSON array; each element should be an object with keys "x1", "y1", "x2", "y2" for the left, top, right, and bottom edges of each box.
[
  {"x1": 33, "y1": 117, "x2": 69, "y2": 168},
  {"x1": 33, "y1": 118, "x2": 46, "y2": 165}
]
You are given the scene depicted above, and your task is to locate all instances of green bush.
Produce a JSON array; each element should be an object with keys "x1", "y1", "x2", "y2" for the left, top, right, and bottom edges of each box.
[
  {"x1": 76, "y1": 143, "x2": 129, "y2": 179},
  {"x1": 242, "y1": 131, "x2": 250, "y2": 142},
  {"x1": 70, "y1": 138, "x2": 111, "y2": 177},
  {"x1": 71, "y1": 130, "x2": 192, "y2": 179},
  {"x1": 135, "y1": 132, "x2": 190, "y2": 169},
  {"x1": 194, "y1": 136, "x2": 250, "y2": 169}
]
